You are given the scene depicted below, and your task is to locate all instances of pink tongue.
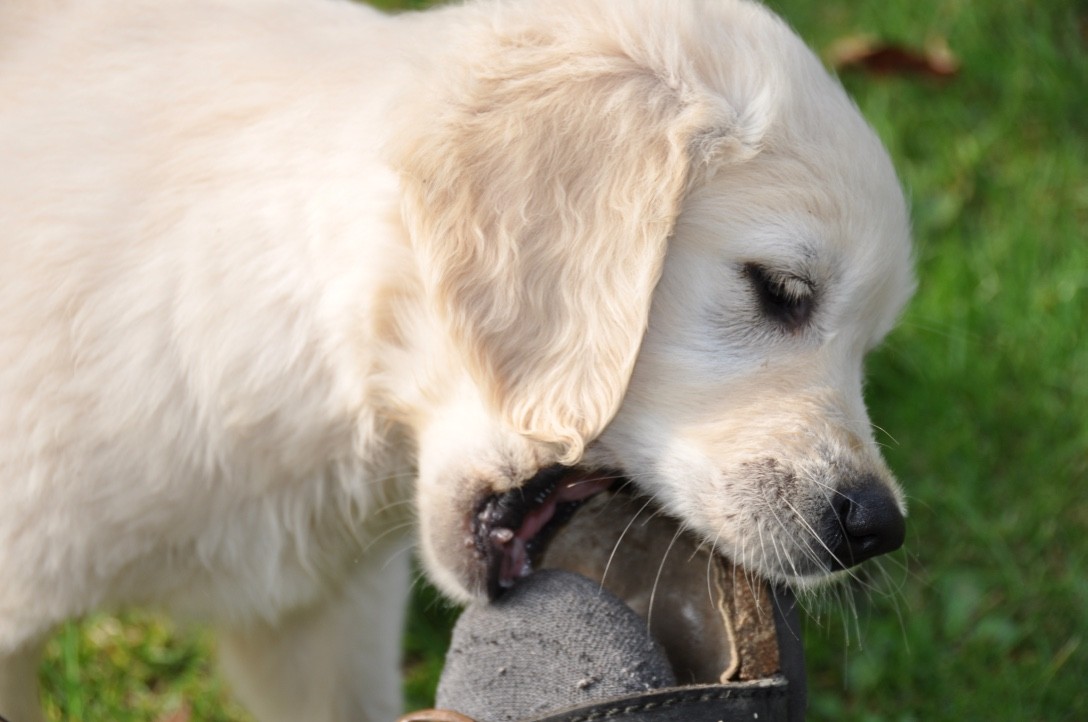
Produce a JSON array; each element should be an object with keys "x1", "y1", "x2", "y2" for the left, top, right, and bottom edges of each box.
[
  {"x1": 498, "y1": 473, "x2": 615, "y2": 588},
  {"x1": 516, "y1": 473, "x2": 614, "y2": 541}
]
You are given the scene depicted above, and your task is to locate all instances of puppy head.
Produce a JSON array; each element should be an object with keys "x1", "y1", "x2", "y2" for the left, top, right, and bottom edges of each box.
[
  {"x1": 395, "y1": 0, "x2": 912, "y2": 600},
  {"x1": 590, "y1": 27, "x2": 916, "y2": 586}
]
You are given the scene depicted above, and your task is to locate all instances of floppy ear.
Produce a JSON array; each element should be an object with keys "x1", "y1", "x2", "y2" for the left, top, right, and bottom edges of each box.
[{"x1": 395, "y1": 32, "x2": 764, "y2": 462}]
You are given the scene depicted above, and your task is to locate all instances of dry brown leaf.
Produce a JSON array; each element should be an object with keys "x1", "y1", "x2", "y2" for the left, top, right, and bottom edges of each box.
[
  {"x1": 155, "y1": 701, "x2": 192, "y2": 722},
  {"x1": 827, "y1": 34, "x2": 959, "y2": 78}
]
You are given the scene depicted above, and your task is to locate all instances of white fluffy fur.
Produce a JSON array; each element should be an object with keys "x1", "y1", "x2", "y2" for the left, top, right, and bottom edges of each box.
[{"x1": 0, "y1": 0, "x2": 914, "y2": 719}]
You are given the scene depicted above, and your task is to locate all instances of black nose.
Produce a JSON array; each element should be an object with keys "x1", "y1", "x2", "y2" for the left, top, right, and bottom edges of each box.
[{"x1": 827, "y1": 481, "x2": 906, "y2": 570}]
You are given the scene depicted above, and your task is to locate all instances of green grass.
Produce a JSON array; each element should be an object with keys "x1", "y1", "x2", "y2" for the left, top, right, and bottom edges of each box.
[
  {"x1": 37, "y1": 0, "x2": 1087, "y2": 719},
  {"x1": 39, "y1": 615, "x2": 247, "y2": 722}
]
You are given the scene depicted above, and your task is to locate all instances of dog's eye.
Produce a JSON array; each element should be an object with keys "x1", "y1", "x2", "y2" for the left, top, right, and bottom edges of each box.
[{"x1": 743, "y1": 263, "x2": 815, "y2": 330}]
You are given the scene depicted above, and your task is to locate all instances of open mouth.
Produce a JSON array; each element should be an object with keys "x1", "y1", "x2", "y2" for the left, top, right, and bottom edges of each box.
[
  {"x1": 473, "y1": 465, "x2": 618, "y2": 599},
  {"x1": 473, "y1": 475, "x2": 800, "y2": 687}
]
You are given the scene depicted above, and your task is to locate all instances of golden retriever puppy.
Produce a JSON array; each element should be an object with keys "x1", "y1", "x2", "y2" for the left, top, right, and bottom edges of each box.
[{"x1": 0, "y1": 0, "x2": 914, "y2": 719}]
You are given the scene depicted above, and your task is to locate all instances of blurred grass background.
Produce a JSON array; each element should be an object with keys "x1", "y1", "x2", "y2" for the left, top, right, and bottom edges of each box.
[{"x1": 37, "y1": 0, "x2": 1086, "y2": 719}]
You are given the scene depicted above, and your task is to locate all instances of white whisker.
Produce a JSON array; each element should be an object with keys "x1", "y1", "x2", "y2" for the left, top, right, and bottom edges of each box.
[
  {"x1": 645, "y1": 524, "x2": 684, "y2": 633},
  {"x1": 599, "y1": 495, "x2": 658, "y2": 593}
]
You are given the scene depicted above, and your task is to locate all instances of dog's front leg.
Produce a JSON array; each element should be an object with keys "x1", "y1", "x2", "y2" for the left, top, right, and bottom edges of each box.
[
  {"x1": 217, "y1": 543, "x2": 412, "y2": 722},
  {"x1": 0, "y1": 636, "x2": 46, "y2": 722}
]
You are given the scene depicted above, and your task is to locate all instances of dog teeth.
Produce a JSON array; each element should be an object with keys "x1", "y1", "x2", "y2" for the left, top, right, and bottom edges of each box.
[{"x1": 489, "y1": 527, "x2": 515, "y2": 544}]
